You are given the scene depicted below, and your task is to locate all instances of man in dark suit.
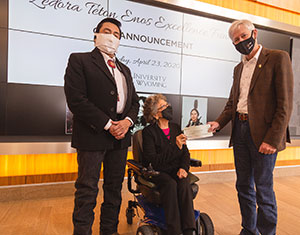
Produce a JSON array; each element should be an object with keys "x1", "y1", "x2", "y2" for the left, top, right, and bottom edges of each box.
[
  {"x1": 209, "y1": 19, "x2": 293, "y2": 235},
  {"x1": 64, "y1": 18, "x2": 139, "y2": 235}
]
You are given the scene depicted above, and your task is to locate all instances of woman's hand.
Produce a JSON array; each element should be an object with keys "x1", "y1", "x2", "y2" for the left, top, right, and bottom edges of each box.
[
  {"x1": 177, "y1": 168, "x2": 188, "y2": 179},
  {"x1": 176, "y1": 134, "x2": 187, "y2": 150}
]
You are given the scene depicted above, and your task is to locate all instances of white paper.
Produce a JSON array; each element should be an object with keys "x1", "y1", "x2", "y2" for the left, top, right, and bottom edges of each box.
[{"x1": 183, "y1": 124, "x2": 213, "y2": 140}]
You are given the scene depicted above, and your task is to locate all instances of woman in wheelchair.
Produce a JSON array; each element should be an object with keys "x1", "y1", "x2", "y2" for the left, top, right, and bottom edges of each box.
[{"x1": 142, "y1": 94, "x2": 196, "y2": 235}]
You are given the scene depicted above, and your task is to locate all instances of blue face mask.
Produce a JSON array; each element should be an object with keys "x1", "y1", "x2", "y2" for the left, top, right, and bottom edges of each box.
[
  {"x1": 234, "y1": 31, "x2": 255, "y2": 55},
  {"x1": 161, "y1": 106, "x2": 173, "y2": 121}
]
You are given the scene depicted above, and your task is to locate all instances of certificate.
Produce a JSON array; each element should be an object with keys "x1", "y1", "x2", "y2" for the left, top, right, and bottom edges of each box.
[{"x1": 183, "y1": 124, "x2": 213, "y2": 140}]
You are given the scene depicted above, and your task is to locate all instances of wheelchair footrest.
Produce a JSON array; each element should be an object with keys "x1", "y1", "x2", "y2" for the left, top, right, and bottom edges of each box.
[
  {"x1": 136, "y1": 195, "x2": 201, "y2": 231},
  {"x1": 136, "y1": 195, "x2": 167, "y2": 230}
]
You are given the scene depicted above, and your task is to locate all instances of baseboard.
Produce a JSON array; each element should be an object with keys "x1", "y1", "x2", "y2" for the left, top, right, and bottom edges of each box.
[
  {"x1": 0, "y1": 181, "x2": 75, "y2": 202},
  {"x1": 194, "y1": 165, "x2": 300, "y2": 184},
  {"x1": 0, "y1": 173, "x2": 78, "y2": 186},
  {"x1": 1, "y1": 165, "x2": 300, "y2": 202}
]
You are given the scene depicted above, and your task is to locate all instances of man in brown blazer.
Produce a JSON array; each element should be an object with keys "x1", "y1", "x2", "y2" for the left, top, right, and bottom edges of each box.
[{"x1": 209, "y1": 19, "x2": 293, "y2": 235}]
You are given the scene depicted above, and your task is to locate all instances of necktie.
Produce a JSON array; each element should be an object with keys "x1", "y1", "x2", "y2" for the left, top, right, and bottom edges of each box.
[
  {"x1": 107, "y1": 59, "x2": 116, "y2": 69},
  {"x1": 107, "y1": 59, "x2": 119, "y2": 101}
]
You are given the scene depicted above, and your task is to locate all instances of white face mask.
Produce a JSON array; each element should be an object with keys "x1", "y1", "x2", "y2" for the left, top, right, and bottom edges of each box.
[{"x1": 94, "y1": 33, "x2": 120, "y2": 55}]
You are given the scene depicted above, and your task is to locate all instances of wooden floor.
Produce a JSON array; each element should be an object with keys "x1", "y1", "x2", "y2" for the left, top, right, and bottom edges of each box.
[{"x1": 0, "y1": 175, "x2": 300, "y2": 235}]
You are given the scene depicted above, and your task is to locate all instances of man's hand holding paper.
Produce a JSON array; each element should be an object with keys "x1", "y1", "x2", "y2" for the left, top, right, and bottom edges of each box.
[{"x1": 183, "y1": 124, "x2": 213, "y2": 140}]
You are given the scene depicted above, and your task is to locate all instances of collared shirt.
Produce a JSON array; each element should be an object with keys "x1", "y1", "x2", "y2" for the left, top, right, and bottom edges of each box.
[
  {"x1": 100, "y1": 52, "x2": 132, "y2": 130},
  {"x1": 237, "y1": 45, "x2": 263, "y2": 114},
  {"x1": 101, "y1": 51, "x2": 127, "y2": 113}
]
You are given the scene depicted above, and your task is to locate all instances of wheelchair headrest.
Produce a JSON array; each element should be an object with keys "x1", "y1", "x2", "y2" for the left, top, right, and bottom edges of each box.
[{"x1": 132, "y1": 129, "x2": 143, "y2": 163}]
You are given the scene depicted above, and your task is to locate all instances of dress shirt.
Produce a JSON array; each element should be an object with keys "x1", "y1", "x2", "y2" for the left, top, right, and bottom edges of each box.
[
  {"x1": 100, "y1": 51, "x2": 133, "y2": 130},
  {"x1": 237, "y1": 45, "x2": 262, "y2": 114},
  {"x1": 101, "y1": 52, "x2": 127, "y2": 113}
]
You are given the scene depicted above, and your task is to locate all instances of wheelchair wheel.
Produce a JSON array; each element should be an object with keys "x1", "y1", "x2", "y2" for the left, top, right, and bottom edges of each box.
[
  {"x1": 196, "y1": 213, "x2": 214, "y2": 235},
  {"x1": 136, "y1": 224, "x2": 161, "y2": 235}
]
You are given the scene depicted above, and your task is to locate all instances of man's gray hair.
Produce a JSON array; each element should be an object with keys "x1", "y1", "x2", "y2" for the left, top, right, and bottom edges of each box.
[{"x1": 228, "y1": 19, "x2": 255, "y2": 40}]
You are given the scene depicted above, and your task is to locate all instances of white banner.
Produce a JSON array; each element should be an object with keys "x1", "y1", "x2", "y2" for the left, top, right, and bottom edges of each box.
[
  {"x1": 118, "y1": 46, "x2": 181, "y2": 94},
  {"x1": 9, "y1": 0, "x2": 108, "y2": 40},
  {"x1": 182, "y1": 14, "x2": 240, "y2": 62},
  {"x1": 110, "y1": 0, "x2": 184, "y2": 53},
  {"x1": 8, "y1": 0, "x2": 238, "y2": 98},
  {"x1": 8, "y1": 30, "x2": 93, "y2": 86},
  {"x1": 181, "y1": 55, "x2": 236, "y2": 98}
]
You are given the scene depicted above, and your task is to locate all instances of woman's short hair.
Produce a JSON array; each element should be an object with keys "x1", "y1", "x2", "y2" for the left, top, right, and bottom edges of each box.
[
  {"x1": 143, "y1": 94, "x2": 167, "y2": 124},
  {"x1": 228, "y1": 19, "x2": 255, "y2": 40}
]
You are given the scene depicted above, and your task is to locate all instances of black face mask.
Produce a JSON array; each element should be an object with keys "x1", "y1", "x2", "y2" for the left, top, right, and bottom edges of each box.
[
  {"x1": 161, "y1": 106, "x2": 173, "y2": 121},
  {"x1": 234, "y1": 31, "x2": 255, "y2": 55}
]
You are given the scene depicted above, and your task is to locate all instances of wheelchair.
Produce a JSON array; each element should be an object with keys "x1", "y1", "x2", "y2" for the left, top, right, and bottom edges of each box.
[{"x1": 126, "y1": 130, "x2": 214, "y2": 235}]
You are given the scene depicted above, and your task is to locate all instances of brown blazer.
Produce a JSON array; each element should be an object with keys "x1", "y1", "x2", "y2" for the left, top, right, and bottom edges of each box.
[{"x1": 216, "y1": 47, "x2": 293, "y2": 151}]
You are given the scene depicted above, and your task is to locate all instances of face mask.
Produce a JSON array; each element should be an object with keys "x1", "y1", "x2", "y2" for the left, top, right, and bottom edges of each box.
[
  {"x1": 234, "y1": 31, "x2": 255, "y2": 55},
  {"x1": 161, "y1": 106, "x2": 173, "y2": 121},
  {"x1": 94, "y1": 33, "x2": 120, "y2": 55}
]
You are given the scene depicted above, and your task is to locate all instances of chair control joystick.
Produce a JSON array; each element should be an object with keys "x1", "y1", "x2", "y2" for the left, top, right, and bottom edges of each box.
[{"x1": 141, "y1": 163, "x2": 160, "y2": 178}]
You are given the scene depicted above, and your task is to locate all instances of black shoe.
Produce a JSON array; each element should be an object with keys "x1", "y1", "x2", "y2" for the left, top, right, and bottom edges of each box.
[
  {"x1": 100, "y1": 232, "x2": 120, "y2": 235},
  {"x1": 183, "y1": 229, "x2": 195, "y2": 235}
]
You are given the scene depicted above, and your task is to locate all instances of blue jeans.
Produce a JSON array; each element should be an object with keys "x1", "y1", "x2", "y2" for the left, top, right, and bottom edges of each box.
[{"x1": 233, "y1": 118, "x2": 277, "y2": 235}]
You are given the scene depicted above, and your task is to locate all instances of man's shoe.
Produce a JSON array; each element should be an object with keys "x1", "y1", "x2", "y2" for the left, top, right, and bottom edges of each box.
[{"x1": 100, "y1": 232, "x2": 120, "y2": 235}]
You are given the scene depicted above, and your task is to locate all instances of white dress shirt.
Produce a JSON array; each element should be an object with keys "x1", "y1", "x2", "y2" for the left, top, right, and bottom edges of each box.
[
  {"x1": 237, "y1": 45, "x2": 263, "y2": 114},
  {"x1": 100, "y1": 52, "x2": 133, "y2": 130}
]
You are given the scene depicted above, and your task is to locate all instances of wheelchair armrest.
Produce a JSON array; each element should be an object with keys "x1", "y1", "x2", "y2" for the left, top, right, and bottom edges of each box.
[
  {"x1": 188, "y1": 172, "x2": 199, "y2": 184},
  {"x1": 190, "y1": 158, "x2": 202, "y2": 167},
  {"x1": 127, "y1": 160, "x2": 160, "y2": 178},
  {"x1": 137, "y1": 175, "x2": 156, "y2": 188},
  {"x1": 127, "y1": 159, "x2": 144, "y2": 172}
]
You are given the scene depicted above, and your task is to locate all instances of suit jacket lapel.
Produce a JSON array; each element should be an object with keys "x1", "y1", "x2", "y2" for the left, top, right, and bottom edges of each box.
[
  {"x1": 116, "y1": 58, "x2": 131, "y2": 93},
  {"x1": 91, "y1": 48, "x2": 116, "y2": 85},
  {"x1": 116, "y1": 58, "x2": 132, "y2": 113},
  {"x1": 249, "y1": 47, "x2": 269, "y2": 94}
]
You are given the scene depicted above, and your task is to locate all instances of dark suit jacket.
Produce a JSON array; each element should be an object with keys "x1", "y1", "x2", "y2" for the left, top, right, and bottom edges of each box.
[
  {"x1": 142, "y1": 122, "x2": 190, "y2": 174},
  {"x1": 64, "y1": 48, "x2": 139, "y2": 151},
  {"x1": 216, "y1": 47, "x2": 293, "y2": 151}
]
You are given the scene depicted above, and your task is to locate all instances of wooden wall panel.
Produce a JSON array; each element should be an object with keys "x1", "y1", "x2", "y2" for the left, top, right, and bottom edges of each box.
[
  {"x1": 0, "y1": 153, "x2": 78, "y2": 177},
  {"x1": 0, "y1": 176, "x2": 25, "y2": 186},
  {"x1": 254, "y1": 0, "x2": 300, "y2": 14},
  {"x1": 1, "y1": 147, "x2": 299, "y2": 185},
  {"x1": 196, "y1": 0, "x2": 300, "y2": 27}
]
